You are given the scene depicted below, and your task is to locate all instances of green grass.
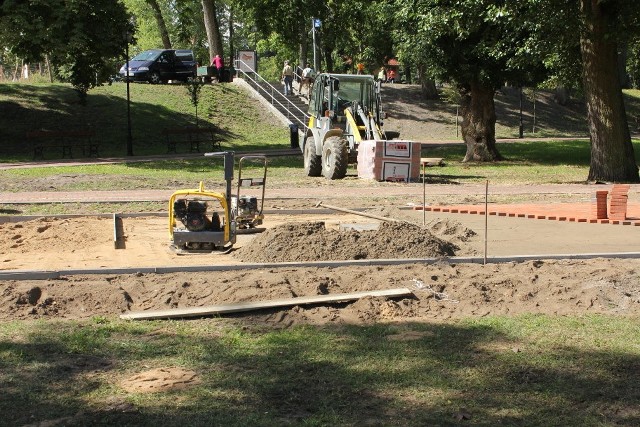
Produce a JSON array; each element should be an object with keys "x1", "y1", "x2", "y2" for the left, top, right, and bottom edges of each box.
[
  {"x1": 0, "y1": 81, "x2": 289, "y2": 161},
  {"x1": 1, "y1": 315, "x2": 638, "y2": 426},
  {"x1": 2, "y1": 139, "x2": 640, "y2": 195}
]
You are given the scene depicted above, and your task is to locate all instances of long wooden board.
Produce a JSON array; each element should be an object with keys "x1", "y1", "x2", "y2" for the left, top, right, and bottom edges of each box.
[{"x1": 120, "y1": 288, "x2": 413, "y2": 320}]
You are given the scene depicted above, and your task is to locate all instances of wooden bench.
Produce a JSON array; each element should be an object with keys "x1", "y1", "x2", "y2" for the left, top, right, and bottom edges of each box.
[
  {"x1": 26, "y1": 130, "x2": 98, "y2": 160},
  {"x1": 163, "y1": 126, "x2": 221, "y2": 153}
]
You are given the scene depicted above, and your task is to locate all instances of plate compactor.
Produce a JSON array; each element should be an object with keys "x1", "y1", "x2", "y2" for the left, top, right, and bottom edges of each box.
[{"x1": 168, "y1": 152, "x2": 267, "y2": 253}]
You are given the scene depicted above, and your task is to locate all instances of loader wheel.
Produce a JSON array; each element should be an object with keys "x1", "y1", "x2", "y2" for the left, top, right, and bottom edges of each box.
[
  {"x1": 321, "y1": 136, "x2": 348, "y2": 180},
  {"x1": 304, "y1": 136, "x2": 322, "y2": 177}
]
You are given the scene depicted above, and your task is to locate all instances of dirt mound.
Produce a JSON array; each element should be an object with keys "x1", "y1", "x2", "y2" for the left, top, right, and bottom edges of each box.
[
  {"x1": 425, "y1": 218, "x2": 477, "y2": 245},
  {"x1": 362, "y1": 206, "x2": 478, "y2": 248},
  {"x1": 232, "y1": 221, "x2": 458, "y2": 263}
]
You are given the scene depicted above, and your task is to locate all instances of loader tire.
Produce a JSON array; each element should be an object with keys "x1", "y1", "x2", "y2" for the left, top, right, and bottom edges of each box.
[
  {"x1": 322, "y1": 136, "x2": 348, "y2": 180},
  {"x1": 304, "y1": 136, "x2": 322, "y2": 177}
]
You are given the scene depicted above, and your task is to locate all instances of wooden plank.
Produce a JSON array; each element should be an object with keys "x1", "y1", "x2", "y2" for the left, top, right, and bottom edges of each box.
[
  {"x1": 420, "y1": 157, "x2": 444, "y2": 166},
  {"x1": 120, "y1": 288, "x2": 414, "y2": 320}
]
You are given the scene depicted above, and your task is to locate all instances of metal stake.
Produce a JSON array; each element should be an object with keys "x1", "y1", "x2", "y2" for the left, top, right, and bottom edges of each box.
[{"x1": 484, "y1": 180, "x2": 488, "y2": 265}]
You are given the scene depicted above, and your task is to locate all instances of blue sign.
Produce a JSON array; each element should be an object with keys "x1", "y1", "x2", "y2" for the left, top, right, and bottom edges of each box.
[{"x1": 313, "y1": 18, "x2": 321, "y2": 28}]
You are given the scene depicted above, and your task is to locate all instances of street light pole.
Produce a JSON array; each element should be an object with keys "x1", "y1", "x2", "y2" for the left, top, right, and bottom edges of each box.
[
  {"x1": 124, "y1": 26, "x2": 134, "y2": 156},
  {"x1": 125, "y1": 45, "x2": 133, "y2": 155},
  {"x1": 519, "y1": 86, "x2": 524, "y2": 139},
  {"x1": 312, "y1": 18, "x2": 317, "y2": 72}
]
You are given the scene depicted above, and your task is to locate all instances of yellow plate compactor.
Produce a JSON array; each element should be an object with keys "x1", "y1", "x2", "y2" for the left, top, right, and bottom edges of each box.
[{"x1": 168, "y1": 152, "x2": 267, "y2": 253}]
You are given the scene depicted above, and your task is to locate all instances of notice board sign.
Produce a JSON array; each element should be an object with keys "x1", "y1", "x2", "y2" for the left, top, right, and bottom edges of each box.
[{"x1": 237, "y1": 50, "x2": 257, "y2": 72}]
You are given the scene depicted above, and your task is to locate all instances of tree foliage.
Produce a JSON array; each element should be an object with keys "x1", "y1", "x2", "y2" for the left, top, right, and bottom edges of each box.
[
  {"x1": 394, "y1": 0, "x2": 549, "y2": 161},
  {"x1": 0, "y1": 0, "x2": 131, "y2": 96}
]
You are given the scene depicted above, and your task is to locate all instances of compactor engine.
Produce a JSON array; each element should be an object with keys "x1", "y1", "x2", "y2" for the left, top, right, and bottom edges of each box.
[{"x1": 173, "y1": 199, "x2": 220, "y2": 232}]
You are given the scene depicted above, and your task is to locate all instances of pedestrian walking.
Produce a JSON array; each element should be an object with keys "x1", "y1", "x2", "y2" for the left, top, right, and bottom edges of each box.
[{"x1": 281, "y1": 60, "x2": 293, "y2": 96}]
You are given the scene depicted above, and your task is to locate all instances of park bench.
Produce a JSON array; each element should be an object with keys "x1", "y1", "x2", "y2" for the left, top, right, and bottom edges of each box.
[
  {"x1": 26, "y1": 129, "x2": 98, "y2": 160},
  {"x1": 162, "y1": 126, "x2": 221, "y2": 153}
]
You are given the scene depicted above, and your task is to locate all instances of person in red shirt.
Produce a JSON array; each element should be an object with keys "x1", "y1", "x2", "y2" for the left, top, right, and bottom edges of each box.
[{"x1": 211, "y1": 54, "x2": 224, "y2": 81}]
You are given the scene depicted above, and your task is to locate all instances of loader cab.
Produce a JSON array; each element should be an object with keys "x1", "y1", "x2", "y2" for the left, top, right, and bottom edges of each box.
[{"x1": 309, "y1": 73, "x2": 376, "y2": 122}]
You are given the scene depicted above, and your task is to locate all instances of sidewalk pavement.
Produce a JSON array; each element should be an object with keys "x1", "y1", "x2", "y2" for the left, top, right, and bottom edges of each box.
[
  {"x1": 0, "y1": 183, "x2": 628, "y2": 204},
  {"x1": 2, "y1": 184, "x2": 639, "y2": 227}
]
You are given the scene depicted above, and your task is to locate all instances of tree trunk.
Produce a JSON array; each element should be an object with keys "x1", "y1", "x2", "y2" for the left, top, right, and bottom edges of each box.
[
  {"x1": 618, "y1": 43, "x2": 630, "y2": 89},
  {"x1": 228, "y1": 9, "x2": 234, "y2": 66},
  {"x1": 299, "y1": 40, "x2": 308, "y2": 69},
  {"x1": 580, "y1": 0, "x2": 639, "y2": 183},
  {"x1": 554, "y1": 86, "x2": 569, "y2": 106},
  {"x1": 324, "y1": 46, "x2": 334, "y2": 73},
  {"x1": 417, "y1": 64, "x2": 438, "y2": 99},
  {"x1": 146, "y1": 0, "x2": 171, "y2": 49},
  {"x1": 460, "y1": 81, "x2": 502, "y2": 162},
  {"x1": 202, "y1": 0, "x2": 224, "y2": 61},
  {"x1": 421, "y1": 79, "x2": 438, "y2": 100},
  {"x1": 45, "y1": 55, "x2": 53, "y2": 83}
]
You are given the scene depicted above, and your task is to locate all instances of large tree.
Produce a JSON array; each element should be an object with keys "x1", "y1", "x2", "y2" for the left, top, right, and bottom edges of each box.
[
  {"x1": 530, "y1": 0, "x2": 639, "y2": 182},
  {"x1": 395, "y1": 1, "x2": 548, "y2": 161},
  {"x1": 396, "y1": 0, "x2": 639, "y2": 181},
  {"x1": 578, "y1": 0, "x2": 639, "y2": 182},
  {"x1": 146, "y1": 0, "x2": 172, "y2": 48},
  {"x1": 202, "y1": 0, "x2": 224, "y2": 60},
  {"x1": 0, "y1": 0, "x2": 131, "y2": 95}
]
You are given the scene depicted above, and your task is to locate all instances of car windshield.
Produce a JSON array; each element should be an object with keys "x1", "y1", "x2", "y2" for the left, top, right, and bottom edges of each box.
[{"x1": 131, "y1": 50, "x2": 161, "y2": 61}]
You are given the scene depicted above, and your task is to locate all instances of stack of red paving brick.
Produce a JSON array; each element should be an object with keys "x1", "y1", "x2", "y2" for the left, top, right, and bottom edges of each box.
[
  {"x1": 609, "y1": 184, "x2": 630, "y2": 220},
  {"x1": 591, "y1": 190, "x2": 609, "y2": 219}
]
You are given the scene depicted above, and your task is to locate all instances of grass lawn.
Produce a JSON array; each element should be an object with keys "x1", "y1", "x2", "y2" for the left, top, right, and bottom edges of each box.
[
  {"x1": 1, "y1": 315, "x2": 638, "y2": 426},
  {"x1": 0, "y1": 81, "x2": 290, "y2": 161},
  {"x1": 1, "y1": 139, "x2": 640, "y2": 192}
]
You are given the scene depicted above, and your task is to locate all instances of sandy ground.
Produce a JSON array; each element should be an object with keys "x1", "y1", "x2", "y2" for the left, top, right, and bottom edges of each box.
[
  {"x1": 1, "y1": 205, "x2": 639, "y2": 324},
  {"x1": 0, "y1": 84, "x2": 638, "y2": 325}
]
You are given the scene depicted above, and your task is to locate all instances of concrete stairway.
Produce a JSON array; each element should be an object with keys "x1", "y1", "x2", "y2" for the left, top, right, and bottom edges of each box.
[{"x1": 240, "y1": 73, "x2": 310, "y2": 134}]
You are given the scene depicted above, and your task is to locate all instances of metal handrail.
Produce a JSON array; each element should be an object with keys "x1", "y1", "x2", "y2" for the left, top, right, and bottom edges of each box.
[{"x1": 233, "y1": 59, "x2": 310, "y2": 133}]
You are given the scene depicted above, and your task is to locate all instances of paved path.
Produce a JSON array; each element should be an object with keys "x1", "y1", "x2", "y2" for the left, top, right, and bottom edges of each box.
[{"x1": 0, "y1": 183, "x2": 631, "y2": 204}]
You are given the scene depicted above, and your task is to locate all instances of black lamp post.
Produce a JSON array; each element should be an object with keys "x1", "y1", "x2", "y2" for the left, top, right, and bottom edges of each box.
[
  {"x1": 124, "y1": 25, "x2": 134, "y2": 156},
  {"x1": 519, "y1": 86, "x2": 524, "y2": 139}
]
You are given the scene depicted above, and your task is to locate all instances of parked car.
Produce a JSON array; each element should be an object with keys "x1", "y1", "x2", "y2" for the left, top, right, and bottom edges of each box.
[{"x1": 119, "y1": 49, "x2": 197, "y2": 84}]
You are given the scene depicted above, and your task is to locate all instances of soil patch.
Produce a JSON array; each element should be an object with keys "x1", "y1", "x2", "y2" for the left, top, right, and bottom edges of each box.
[
  {"x1": 120, "y1": 367, "x2": 201, "y2": 393},
  {"x1": 0, "y1": 205, "x2": 639, "y2": 325},
  {"x1": 2, "y1": 259, "x2": 639, "y2": 323}
]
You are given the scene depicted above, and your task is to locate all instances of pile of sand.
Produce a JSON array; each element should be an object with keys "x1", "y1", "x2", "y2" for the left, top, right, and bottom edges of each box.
[{"x1": 232, "y1": 221, "x2": 458, "y2": 263}]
